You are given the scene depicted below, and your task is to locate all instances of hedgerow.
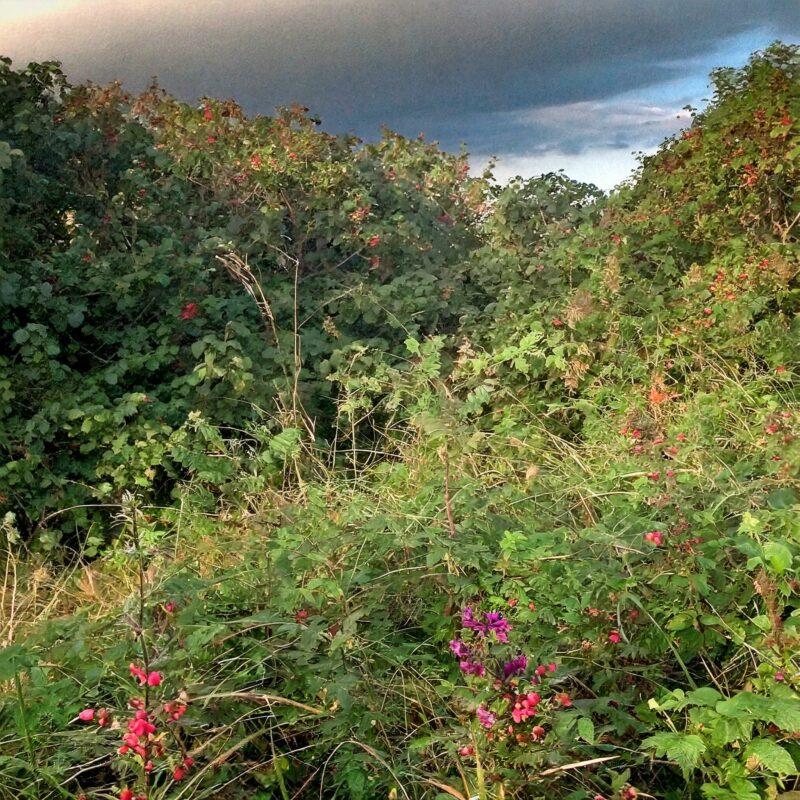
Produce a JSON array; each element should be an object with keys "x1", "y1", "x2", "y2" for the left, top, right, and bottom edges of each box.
[{"x1": 0, "y1": 42, "x2": 799, "y2": 800}]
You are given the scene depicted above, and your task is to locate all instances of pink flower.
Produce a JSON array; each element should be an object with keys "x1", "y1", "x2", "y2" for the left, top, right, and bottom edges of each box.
[
  {"x1": 179, "y1": 302, "x2": 199, "y2": 320},
  {"x1": 78, "y1": 708, "x2": 95, "y2": 722},
  {"x1": 164, "y1": 700, "x2": 188, "y2": 721},
  {"x1": 476, "y1": 705, "x2": 497, "y2": 729},
  {"x1": 146, "y1": 671, "x2": 162, "y2": 687},
  {"x1": 122, "y1": 732, "x2": 140, "y2": 748},
  {"x1": 459, "y1": 660, "x2": 486, "y2": 677},
  {"x1": 130, "y1": 663, "x2": 147, "y2": 683},
  {"x1": 555, "y1": 693, "x2": 572, "y2": 707},
  {"x1": 609, "y1": 630, "x2": 621, "y2": 644},
  {"x1": 164, "y1": 602, "x2": 176, "y2": 613},
  {"x1": 128, "y1": 716, "x2": 156, "y2": 737},
  {"x1": 548, "y1": 662, "x2": 557, "y2": 672},
  {"x1": 449, "y1": 639, "x2": 470, "y2": 659},
  {"x1": 644, "y1": 530, "x2": 663, "y2": 546},
  {"x1": 511, "y1": 692, "x2": 540, "y2": 723},
  {"x1": 775, "y1": 672, "x2": 785, "y2": 682}
]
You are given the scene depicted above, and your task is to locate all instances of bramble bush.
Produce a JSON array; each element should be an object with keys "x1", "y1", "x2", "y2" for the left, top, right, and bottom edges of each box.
[{"x1": 0, "y1": 42, "x2": 799, "y2": 800}]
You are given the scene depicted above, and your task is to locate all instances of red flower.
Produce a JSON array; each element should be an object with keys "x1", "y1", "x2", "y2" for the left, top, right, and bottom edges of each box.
[
  {"x1": 164, "y1": 601, "x2": 176, "y2": 613},
  {"x1": 146, "y1": 671, "x2": 162, "y2": 687},
  {"x1": 130, "y1": 663, "x2": 147, "y2": 683},
  {"x1": 609, "y1": 630, "x2": 621, "y2": 644},
  {"x1": 183, "y1": 756, "x2": 195, "y2": 768},
  {"x1": 207, "y1": 136, "x2": 217, "y2": 144},
  {"x1": 173, "y1": 766, "x2": 187, "y2": 781},
  {"x1": 368, "y1": 235, "x2": 381, "y2": 248},
  {"x1": 179, "y1": 302, "x2": 199, "y2": 320},
  {"x1": 78, "y1": 708, "x2": 95, "y2": 722},
  {"x1": 250, "y1": 153, "x2": 262, "y2": 169},
  {"x1": 203, "y1": 105, "x2": 213, "y2": 121},
  {"x1": 120, "y1": 790, "x2": 133, "y2": 800}
]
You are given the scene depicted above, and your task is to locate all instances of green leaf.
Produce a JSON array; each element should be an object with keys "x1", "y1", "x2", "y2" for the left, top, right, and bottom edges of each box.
[
  {"x1": 763, "y1": 542, "x2": 793, "y2": 574},
  {"x1": 685, "y1": 687, "x2": 723, "y2": 707},
  {"x1": 744, "y1": 739, "x2": 797, "y2": 775},
  {"x1": 643, "y1": 732, "x2": 706, "y2": 775},
  {"x1": 716, "y1": 693, "x2": 800, "y2": 732},
  {"x1": 405, "y1": 337, "x2": 420, "y2": 355},
  {"x1": 0, "y1": 644, "x2": 34, "y2": 679},
  {"x1": 577, "y1": 717, "x2": 595, "y2": 743}
]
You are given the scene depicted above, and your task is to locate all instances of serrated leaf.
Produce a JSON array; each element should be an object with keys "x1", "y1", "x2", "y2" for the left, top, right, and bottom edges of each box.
[
  {"x1": 643, "y1": 732, "x2": 706, "y2": 775},
  {"x1": 685, "y1": 687, "x2": 723, "y2": 707},
  {"x1": 744, "y1": 739, "x2": 797, "y2": 775},
  {"x1": 716, "y1": 693, "x2": 800, "y2": 732}
]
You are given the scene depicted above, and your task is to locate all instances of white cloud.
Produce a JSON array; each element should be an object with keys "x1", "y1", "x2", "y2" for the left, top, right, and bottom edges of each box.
[
  {"x1": 472, "y1": 147, "x2": 649, "y2": 192},
  {"x1": 469, "y1": 97, "x2": 694, "y2": 190}
]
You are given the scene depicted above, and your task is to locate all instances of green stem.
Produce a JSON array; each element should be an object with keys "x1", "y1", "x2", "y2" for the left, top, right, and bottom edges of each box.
[{"x1": 15, "y1": 670, "x2": 38, "y2": 774}]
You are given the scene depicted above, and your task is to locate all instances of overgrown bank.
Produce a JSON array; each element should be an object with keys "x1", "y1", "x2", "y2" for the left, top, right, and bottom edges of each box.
[{"x1": 1, "y1": 44, "x2": 800, "y2": 800}]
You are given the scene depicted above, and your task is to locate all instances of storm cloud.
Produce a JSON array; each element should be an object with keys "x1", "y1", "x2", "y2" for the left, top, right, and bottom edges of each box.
[{"x1": 1, "y1": 0, "x2": 798, "y2": 187}]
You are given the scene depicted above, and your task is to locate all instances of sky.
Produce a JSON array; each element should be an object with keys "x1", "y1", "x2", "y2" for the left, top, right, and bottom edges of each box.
[{"x1": 1, "y1": 1, "x2": 798, "y2": 190}]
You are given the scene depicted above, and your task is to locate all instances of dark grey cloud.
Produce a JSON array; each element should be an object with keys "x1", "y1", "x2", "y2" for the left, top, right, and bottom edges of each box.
[{"x1": 2, "y1": 0, "x2": 799, "y2": 186}]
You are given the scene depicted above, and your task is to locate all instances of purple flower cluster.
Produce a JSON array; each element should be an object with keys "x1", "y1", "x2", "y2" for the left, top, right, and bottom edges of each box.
[
  {"x1": 502, "y1": 654, "x2": 528, "y2": 678},
  {"x1": 450, "y1": 639, "x2": 486, "y2": 676},
  {"x1": 462, "y1": 606, "x2": 512, "y2": 643}
]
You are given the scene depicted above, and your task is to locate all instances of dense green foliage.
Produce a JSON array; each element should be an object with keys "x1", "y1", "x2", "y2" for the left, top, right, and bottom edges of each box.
[
  {"x1": 1, "y1": 43, "x2": 800, "y2": 800},
  {"x1": 0, "y1": 60, "x2": 483, "y2": 543}
]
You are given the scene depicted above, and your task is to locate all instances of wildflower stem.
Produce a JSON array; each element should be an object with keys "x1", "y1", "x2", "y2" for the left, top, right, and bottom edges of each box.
[{"x1": 131, "y1": 503, "x2": 152, "y2": 795}]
